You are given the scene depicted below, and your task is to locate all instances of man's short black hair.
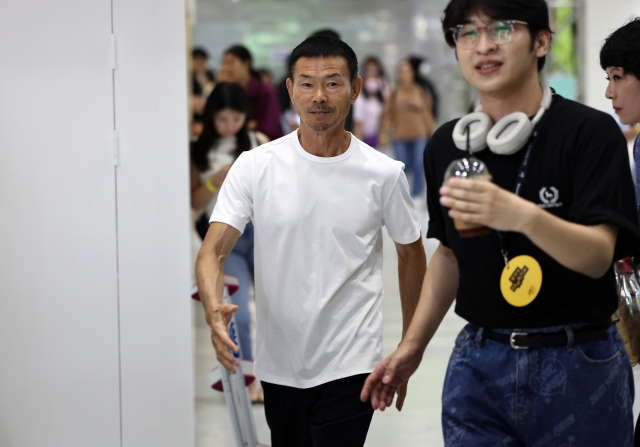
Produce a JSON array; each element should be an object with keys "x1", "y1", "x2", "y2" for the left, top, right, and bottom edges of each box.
[
  {"x1": 441, "y1": 0, "x2": 552, "y2": 71},
  {"x1": 192, "y1": 47, "x2": 208, "y2": 60},
  {"x1": 310, "y1": 28, "x2": 341, "y2": 40},
  {"x1": 600, "y1": 17, "x2": 640, "y2": 79},
  {"x1": 288, "y1": 36, "x2": 358, "y2": 82}
]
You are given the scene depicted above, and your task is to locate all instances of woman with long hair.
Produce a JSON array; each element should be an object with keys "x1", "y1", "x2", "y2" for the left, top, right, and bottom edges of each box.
[
  {"x1": 218, "y1": 44, "x2": 283, "y2": 141},
  {"x1": 190, "y1": 83, "x2": 267, "y2": 390},
  {"x1": 353, "y1": 56, "x2": 389, "y2": 148},
  {"x1": 381, "y1": 58, "x2": 436, "y2": 198}
]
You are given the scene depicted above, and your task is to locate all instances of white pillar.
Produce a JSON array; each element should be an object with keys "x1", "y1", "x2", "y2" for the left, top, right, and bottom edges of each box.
[
  {"x1": 112, "y1": 0, "x2": 194, "y2": 444},
  {"x1": 582, "y1": 0, "x2": 640, "y2": 112},
  {"x1": 0, "y1": 0, "x2": 194, "y2": 445}
]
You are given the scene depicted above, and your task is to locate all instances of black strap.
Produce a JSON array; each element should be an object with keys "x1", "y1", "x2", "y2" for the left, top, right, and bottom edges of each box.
[
  {"x1": 469, "y1": 321, "x2": 611, "y2": 349},
  {"x1": 496, "y1": 131, "x2": 539, "y2": 260},
  {"x1": 512, "y1": 133, "x2": 537, "y2": 197}
]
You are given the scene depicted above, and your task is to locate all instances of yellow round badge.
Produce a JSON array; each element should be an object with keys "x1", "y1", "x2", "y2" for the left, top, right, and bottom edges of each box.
[{"x1": 500, "y1": 255, "x2": 542, "y2": 307}]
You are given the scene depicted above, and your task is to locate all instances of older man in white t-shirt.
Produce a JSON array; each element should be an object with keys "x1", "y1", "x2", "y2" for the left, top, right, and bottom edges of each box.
[{"x1": 196, "y1": 35, "x2": 426, "y2": 447}]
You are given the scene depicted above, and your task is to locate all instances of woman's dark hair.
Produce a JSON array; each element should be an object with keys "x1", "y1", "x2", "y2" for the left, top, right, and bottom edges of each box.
[
  {"x1": 361, "y1": 56, "x2": 385, "y2": 102},
  {"x1": 441, "y1": 0, "x2": 552, "y2": 71},
  {"x1": 191, "y1": 82, "x2": 252, "y2": 172},
  {"x1": 289, "y1": 35, "x2": 358, "y2": 82},
  {"x1": 600, "y1": 17, "x2": 640, "y2": 79},
  {"x1": 192, "y1": 47, "x2": 208, "y2": 60},
  {"x1": 407, "y1": 56, "x2": 440, "y2": 118},
  {"x1": 362, "y1": 56, "x2": 386, "y2": 78},
  {"x1": 224, "y1": 44, "x2": 259, "y2": 79}
]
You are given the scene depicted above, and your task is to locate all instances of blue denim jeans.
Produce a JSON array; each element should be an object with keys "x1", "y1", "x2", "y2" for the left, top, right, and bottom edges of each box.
[
  {"x1": 224, "y1": 221, "x2": 254, "y2": 360},
  {"x1": 442, "y1": 323, "x2": 634, "y2": 446},
  {"x1": 391, "y1": 138, "x2": 427, "y2": 197}
]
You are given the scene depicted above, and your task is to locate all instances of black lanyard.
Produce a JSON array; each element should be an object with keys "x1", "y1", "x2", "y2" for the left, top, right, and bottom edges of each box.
[
  {"x1": 463, "y1": 91, "x2": 553, "y2": 265},
  {"x1": 496, "y1": 129, "x2": 539, "y2": 266}
]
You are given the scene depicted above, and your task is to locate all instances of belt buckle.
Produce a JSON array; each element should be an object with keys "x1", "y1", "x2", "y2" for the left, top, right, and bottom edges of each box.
[{"x1": 510, "y1": 332, "x2": 528, "y2": 350}]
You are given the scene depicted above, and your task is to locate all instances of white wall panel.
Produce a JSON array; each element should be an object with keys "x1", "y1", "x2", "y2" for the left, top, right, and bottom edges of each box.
[
  {"x1": 583, "y1": 0, "x2": 640, "y2": 112},
  {"x1": 0, "y1": 1, "x2": 121, "y2": 446},
  {"x1": 112, "y1": 0, "x2": 194, "y2": 445}
]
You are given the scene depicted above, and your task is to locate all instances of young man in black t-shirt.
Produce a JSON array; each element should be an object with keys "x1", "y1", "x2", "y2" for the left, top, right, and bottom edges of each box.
[{"x1": 361, "y1": 0, "x2": 640, "y2": 445}]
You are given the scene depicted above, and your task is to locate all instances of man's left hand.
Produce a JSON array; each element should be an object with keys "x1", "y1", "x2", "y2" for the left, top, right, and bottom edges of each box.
[{"x1": 439, "y1": 178, "x2": 537, "y2": 233}]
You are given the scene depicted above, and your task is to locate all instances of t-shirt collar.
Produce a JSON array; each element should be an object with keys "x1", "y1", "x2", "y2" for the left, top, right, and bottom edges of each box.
[{"x1": 292, "y1": 130, "x2": 356, "y2": 164}]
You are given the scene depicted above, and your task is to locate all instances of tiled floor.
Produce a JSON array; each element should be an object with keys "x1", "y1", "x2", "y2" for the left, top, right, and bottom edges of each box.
[{"x1": 193, "y1": 200, "x2": 640, "y2": 447}]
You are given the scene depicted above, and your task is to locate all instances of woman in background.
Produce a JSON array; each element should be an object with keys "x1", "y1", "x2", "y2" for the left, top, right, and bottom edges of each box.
[
  {"x1": 601, "y1": 18, "x2": 640, "y2": 219},
  {"x1": 600, "y1": 17, "x2": 640, "y2": 447},
  {"x1": 218, "y1": 45, "x2": 283, "y2": 141},
  {"x1": 381, "y1": 58, "x2": 435, "y2": 198},
  {"x1": 353, "y1": 56, "x2": 388, "y2": 149},
  {"x1": 190, "y1": 83, "x2": 267, "y2": 401}
]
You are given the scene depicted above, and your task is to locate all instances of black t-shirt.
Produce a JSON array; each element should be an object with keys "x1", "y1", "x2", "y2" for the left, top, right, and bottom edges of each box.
[{"x1": 424, "y1": 94, "x2": 640, "y2": 328}]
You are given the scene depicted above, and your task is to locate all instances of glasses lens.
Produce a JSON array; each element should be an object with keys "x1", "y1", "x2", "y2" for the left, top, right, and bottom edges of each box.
[
  {"x1": 488, "y1": 21, "x2": 513, "y2": 44},
  {"x1": 455, "y1": 24, "x2": 478, "y2": 47}
]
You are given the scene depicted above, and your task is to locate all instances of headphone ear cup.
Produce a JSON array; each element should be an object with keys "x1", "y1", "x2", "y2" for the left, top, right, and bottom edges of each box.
[
  {"x1": 452, "y1": 112, "x2": 492, "y2": 153},
  {"x1": 486, "y1": 112, "x2": 532, "y2": 155}
]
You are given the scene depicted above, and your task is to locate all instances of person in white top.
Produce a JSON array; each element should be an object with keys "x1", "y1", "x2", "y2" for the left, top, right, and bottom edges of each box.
[
  {"x1": 353, "y1": 56, "x2": 389, "y2": 149},
  {"x1": 196, "y1": 36, "x2": 426, "y2": 447},
  {"x1": 190, "y1": 82, "x2": 267, "y2": 394}
]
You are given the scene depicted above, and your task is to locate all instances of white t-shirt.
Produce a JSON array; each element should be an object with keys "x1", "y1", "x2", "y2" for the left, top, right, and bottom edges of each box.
[
  {"x1": 210, "y1": 130, "x2": 421, "y2": 388},
  {"x1": 353, "y1": 95, "x2": 384, "y2": 137}
]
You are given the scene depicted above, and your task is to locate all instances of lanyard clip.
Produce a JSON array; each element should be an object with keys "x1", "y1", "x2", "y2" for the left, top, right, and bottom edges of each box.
[{"x1": 501, "y1": 250, "x2": 509, "y2": 267}]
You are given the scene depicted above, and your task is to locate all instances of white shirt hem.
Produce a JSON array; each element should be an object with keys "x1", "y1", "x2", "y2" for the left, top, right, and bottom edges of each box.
[{"x1": 254, "y1": 363, "x2": 379, "y2": 389}]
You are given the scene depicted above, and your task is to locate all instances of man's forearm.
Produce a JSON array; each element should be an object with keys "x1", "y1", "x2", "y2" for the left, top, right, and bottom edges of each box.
[
  {"x1": 195, "y1": 250, "x2": 227, "y2": 324},
  {"x1": 195, "y1": 222, "x2": 242, "y2": 324},
  {"x1": 397, "y1": 238, "x2": 427, "y2": 337},
  {"x1": 443, "y1": 179, "x2": 619, "y2": 279},
  {"x1": 519, "y1": 203, "x2": 618, "y2": 279},
  {"x1": 403, "y1": 243, "x2": 459, "y2": 351}
]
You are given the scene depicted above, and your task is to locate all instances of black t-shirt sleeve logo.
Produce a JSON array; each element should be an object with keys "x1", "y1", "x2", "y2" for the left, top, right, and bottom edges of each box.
[
  {"x1": 509, "y1": 266, "x2": 529, "y2": 292},
  {"x1": 538, "y1": 186, "x2": 563, "y2": 209}
]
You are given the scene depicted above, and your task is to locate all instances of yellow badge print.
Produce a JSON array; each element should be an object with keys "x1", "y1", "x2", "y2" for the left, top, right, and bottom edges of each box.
[{"x1": 500, "y1": 255, "x2": 542, "y2": 307}]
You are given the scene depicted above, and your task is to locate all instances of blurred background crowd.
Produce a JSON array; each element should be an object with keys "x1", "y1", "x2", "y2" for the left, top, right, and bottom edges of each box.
[
  {"x1": 187, "y1": 0, "x2": 639, "y2": 212},
  {"x1": 3, "y1": 0, "x2": 640, "y2": 446},
  {"x1": 185, "y1": 1, "x2": 640, "y2": 445}
]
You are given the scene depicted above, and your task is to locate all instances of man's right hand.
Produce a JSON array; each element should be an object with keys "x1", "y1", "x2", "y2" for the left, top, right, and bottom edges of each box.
[
  {"x1": 207, "y1": 303, "x2": 240, "y2": 373},
  {"x1": 360, "y1": 340, "x2": 423, "y2": 411}
]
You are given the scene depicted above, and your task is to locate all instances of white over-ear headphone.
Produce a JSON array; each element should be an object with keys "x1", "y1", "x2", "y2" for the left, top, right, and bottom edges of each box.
[{"x1": 452, "y1": 84, "x2": 553, "y2": 155}]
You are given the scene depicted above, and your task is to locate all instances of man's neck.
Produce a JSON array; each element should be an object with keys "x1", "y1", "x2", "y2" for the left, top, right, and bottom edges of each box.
[
  {"x1": 297, "y1": 122, "x2": 350, "y2": 158},
  {"x1": 478, "y1": 74, "x2": 543, "y2": 122}
]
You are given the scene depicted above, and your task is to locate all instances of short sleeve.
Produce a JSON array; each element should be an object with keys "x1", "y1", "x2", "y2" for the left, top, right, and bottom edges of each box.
[
  {"x1": 569, "y1": 114, "x2": 640, "y2": 259},
  {"x1": 209, "y1": 152, "x2": 254, "y2": 234},
  {"x1": 424, "y1": 133, "x2": 450, "y2": 246},
  {"x1": 382, "y1": 170, "x2": 421, "y2": 244}
]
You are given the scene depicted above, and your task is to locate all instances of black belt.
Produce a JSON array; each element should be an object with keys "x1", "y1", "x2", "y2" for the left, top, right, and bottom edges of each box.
[{"x1": 468, "y1": 321, "x2": 611, "y2": 350}]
